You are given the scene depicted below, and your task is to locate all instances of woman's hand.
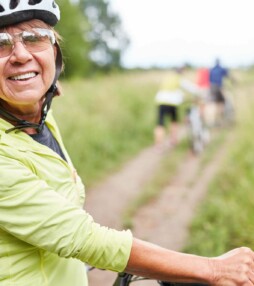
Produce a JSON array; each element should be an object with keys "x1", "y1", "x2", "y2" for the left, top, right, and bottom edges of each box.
[{"x1": 209, "y1": 247, "x2": 254, "y2": 285}]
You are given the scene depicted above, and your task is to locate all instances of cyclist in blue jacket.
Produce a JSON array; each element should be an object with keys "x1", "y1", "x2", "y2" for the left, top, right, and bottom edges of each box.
[{"x1": 209, "y1": 58, "x2": 229, "y2": 125}]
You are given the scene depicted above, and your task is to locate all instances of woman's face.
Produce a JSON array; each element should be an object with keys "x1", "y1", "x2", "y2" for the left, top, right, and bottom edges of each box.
[{"x1": 0, "y1": 20, "x2": 56, "y2": 115}]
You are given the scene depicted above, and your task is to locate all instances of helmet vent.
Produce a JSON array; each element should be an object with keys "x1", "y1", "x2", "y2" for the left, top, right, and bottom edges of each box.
[
  {"x1": 10, "y1": 0, "x2": 20, "y2": 10},
  {"x1": 0, "y1": 5, "x2": 4, "y2": 12},
  {"x1": 28, "y1": 0, "x2": 43, "y2": 4}
]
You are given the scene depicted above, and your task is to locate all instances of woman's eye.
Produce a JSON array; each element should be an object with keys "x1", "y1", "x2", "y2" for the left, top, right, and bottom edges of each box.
[
  {"x1": 23, "y1": 35, "x2": 40, "y2": 43},
  {"x1": 0, "y1": 39, "x2": 11, "y2": 47}
]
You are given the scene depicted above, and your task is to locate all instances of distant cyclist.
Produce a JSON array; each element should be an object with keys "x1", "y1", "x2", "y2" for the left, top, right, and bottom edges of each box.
[
  {"x1": 196, "y1": 67, "x2": 210, "y2": 101},
  {"x1": 195, "y1": 67, "x2": 211, "y2": 125},
  {"x1": 154, "y1": 68, "x2": 188, "y2": 149},
  {"x1": 209, "y1": 58, "x2": 229, "y2": 125}
]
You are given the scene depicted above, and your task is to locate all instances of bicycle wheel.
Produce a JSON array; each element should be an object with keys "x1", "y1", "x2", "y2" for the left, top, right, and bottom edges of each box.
[{"x1": 223, "y1": 97, "x2": 235, "y2": 126}]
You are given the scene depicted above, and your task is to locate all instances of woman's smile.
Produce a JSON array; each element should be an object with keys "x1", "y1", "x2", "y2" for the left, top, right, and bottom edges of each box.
[{"x1": 8, "y1": 71, "x2": 38, "y2": 81}]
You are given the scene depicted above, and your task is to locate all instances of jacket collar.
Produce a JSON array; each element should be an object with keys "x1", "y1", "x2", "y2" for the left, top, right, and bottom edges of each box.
[{"x1": 0, "y1": 110, "x2": 58, "y2": 151}]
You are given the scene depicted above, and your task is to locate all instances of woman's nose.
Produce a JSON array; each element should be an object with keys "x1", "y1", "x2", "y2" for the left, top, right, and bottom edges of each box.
[{"x1": 9, "y1": 41, "x2": 33, "y2": 63}]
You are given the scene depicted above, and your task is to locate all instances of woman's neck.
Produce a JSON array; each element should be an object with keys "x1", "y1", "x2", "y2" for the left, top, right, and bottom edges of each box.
[{"x1": 0, "y1": 99, "x2": 43, "y2": 134}]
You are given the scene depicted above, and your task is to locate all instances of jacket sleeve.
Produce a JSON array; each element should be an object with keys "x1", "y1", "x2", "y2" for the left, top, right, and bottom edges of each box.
[{"x1": 0, "y1": 155, "x2": 132, "y2": 272}]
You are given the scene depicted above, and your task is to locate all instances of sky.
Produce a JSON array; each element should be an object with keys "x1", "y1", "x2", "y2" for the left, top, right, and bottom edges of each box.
[{"x1": 109, "y1": 0, "x2": 254, "y2": 69}]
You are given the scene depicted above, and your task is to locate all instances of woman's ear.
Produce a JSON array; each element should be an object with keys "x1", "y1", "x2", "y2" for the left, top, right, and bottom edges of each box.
[{"x1": 54, "y1": 81, "x2": 63, "y2": 97}]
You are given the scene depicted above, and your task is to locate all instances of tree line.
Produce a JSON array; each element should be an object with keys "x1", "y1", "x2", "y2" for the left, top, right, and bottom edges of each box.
[{"x1": 57, "y1": 0, "x2": 129, "y2": 78}]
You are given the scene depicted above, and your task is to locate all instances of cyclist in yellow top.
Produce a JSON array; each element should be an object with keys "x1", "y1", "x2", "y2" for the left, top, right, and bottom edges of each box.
[
  {"x1": 154, "y1": 68, "x2": 186, "y2": 148},
  {"x1": 0, "y1": 1, "x2": 254, "y2": 286}
]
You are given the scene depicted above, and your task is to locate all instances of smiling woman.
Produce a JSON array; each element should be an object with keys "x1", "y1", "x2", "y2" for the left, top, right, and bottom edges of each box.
[
  {"x1": 0, "y1": 22, "x2": 57, "y2": 126},
  {"x1": 1, "y1": 1, "x2": 254, "y2": 286},
  {"x1": 0, "y1": 3, "x2": 62, "y2": 134}
]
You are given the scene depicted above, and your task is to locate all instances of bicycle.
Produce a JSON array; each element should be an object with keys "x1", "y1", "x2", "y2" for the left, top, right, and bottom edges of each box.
[
  {"x1": 185, "y1": 101, "x2": 210, "y2": 155},
  {"x1": 113, "y1": 272, "x2": 208, "y2": 286},
  {"x1": 223, "y1": 93, "x2": 236, "y2": 127}
]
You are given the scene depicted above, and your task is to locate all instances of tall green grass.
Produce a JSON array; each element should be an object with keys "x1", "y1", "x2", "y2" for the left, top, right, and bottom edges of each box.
[
  {"x1": 52, "y1": 71, "x2": 166, "y2": 188},
  {"x1": 183, "y1": 70, "x2": 254, "y2": 256}
]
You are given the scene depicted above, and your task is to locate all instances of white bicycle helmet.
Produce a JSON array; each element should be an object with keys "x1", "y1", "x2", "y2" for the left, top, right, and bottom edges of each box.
[
  {"x1": 0, "y1": 0, "x2": 63, "y2": 133},
  {"x1": 0, "y1": 0, "x2": 60, "y2": 28}
]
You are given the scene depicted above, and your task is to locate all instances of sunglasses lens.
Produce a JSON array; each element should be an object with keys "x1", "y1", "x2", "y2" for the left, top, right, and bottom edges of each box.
[
  {"x1": 0, "y1": 34, "x2": 12, "y2": 57},
  {"x1": 23, "y1": 29, "x2": 55, "y2": 53},
  {"x1": 0, "y1": 28, "x2": 55, "y2": 58}
]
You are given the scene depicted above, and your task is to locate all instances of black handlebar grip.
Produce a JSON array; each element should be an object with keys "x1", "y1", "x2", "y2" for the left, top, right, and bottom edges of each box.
[{"x1": 160, "y1": 282, "x2": 208, "y2": 286}]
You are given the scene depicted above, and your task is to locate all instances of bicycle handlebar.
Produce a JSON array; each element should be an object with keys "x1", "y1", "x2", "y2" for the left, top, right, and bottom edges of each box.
[{"x1": 114, "y1": 272, "x2": 208, "y2": 286}]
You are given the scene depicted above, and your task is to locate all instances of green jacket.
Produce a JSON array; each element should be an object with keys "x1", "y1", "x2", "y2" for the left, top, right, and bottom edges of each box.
[{"x1": 0, "y1": 111, "x2": 132, "y2": 286}]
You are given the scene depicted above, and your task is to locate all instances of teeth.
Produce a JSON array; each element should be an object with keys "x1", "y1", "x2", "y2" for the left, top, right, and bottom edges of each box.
[{"x1": 10, "y1": 72, "x2": 37, "y2": 80}]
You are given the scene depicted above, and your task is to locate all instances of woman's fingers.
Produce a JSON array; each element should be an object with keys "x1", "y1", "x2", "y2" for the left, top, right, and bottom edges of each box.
[{"x1": 211, "y1": 247, "x2": 254, "y2": 286}]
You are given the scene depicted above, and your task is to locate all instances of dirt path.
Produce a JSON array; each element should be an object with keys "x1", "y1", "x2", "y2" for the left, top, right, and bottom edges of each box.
[
  {"x1": 84, "y1": 127, "x2": 187, "y2": 230},
  {"x1": 132, "y1": 140, "x2": 228, "y2": 250},
  {"x1": 85, "y1": 131, "x2": 231, "y2": 286},
  {"x1": 84, "y1": 145, "x2": 166, "y2": 230}
]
